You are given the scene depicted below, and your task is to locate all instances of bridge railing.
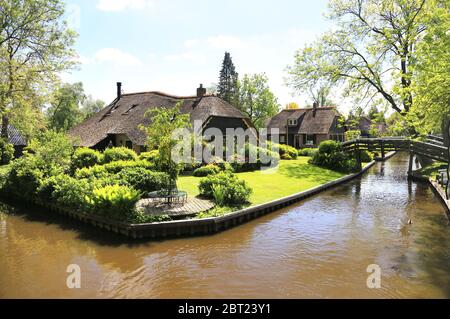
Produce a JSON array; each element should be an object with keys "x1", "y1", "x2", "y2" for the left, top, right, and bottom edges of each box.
[{"x1": 341, "y1": 137, "x2": 448, "y2": 163}]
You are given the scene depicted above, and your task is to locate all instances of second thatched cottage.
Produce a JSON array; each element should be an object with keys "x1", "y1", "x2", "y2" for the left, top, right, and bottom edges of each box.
[
  {"x1": 69, "y1": 83, "x2": 254, "y2": 153},
  {"x1": 266, "y1": 103, "x2": 345, "y2": 148}
]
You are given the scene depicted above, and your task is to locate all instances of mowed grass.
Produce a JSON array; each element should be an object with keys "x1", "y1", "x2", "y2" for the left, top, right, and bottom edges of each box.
[{"x1": 177, "y1": 157, "x2": 346, "y2": 206}]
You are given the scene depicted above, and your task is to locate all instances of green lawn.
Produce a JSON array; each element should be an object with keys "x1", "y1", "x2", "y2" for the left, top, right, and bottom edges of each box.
[{"x1": 178, "y1": 158, "x2": 346, "y2": 206}]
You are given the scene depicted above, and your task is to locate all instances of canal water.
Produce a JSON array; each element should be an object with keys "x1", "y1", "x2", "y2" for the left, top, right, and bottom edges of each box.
[{"x1": 1, "y1": 153, "x2": 449, "y2": 298}]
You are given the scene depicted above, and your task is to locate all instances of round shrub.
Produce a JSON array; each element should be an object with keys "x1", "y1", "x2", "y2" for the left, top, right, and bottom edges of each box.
[
  {"x1": 310, "y1": 140, "x2": 357, "y2": 173},
  {"x1": 71, "y1": 148, "x2": 103, "y2": 170},
  {"x1": 0, "y1": 138, "x2": 14, "y2": 165},
  {"x1": 198, "y1": 171, "x2": 252, "y2": 206},
  {"x1": 6, "y1": 156, "x2": 44, "y2": 197},
  {"x1": 193, "y1": 164, "x2": 221, "y2": 177},
  {"x1": 139, "y1": 150, "x2": 159, "y2": 162},
  {"x1": 359, "y1": 150, "x2": 373, "y2": 162},
  {"x1": 281, "y1": 153, "x2": 293, "y2": 160},
  {"x1": 268, "y1": 142, "x2": 297, "y2": 160},
  {"x1": 103, "y1": 147, "x2": 138, "y2": 163},
  {"x1": 117, "y1": 167, "x2": 170, "y2": 193},
  {"x1": 298, "y1": 148, "x2": 318, "y2": 157}
]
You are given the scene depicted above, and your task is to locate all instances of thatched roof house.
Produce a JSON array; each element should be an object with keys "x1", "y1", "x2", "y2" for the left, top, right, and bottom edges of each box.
[
  {"x1": 0, "y1": 121, "x2": 27, "y2": 157},
  {"x1": 69, "y1": 83, "x2": 253, "y2": 153},
  {"x1": 266, "y1": 104, "x2": 345, "y2": 148}
]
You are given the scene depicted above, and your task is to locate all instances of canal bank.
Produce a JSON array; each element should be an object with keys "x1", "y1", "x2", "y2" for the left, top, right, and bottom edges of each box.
[
  {"x1": 0, "y1": 159, "x2": 378, "y2": 239},
  {"x1": 1, "y1": 152, "x2": 449, "y2": 298}
]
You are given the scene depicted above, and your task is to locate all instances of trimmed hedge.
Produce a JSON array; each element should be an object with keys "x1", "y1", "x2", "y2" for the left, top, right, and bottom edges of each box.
[
  {"x1": 117, "y1": 167, "x2": 169, "y2": 193},
  {"x1": 193, "y1": 164, "x2": 221, "y2": 177},
  {"x1": 298, "y1": 148, "x2": 318, "y2": 157},
  {"x1": 103, "y1": 147, "x2": 138, "y2": 163},
  {"x1": 71, "y1": 148, "x2": 103, "y2": 170}
]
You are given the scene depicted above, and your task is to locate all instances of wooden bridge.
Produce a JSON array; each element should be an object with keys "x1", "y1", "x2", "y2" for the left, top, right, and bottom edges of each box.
[{"x1": 342, "y1": 136, "x2": 448, "y2": 173}]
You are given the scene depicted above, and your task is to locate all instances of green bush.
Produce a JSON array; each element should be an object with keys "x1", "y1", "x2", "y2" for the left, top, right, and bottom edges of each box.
[
  {"x1": 71, "y1": 148, "x2": 103, "y2": 170},
  {"x1": 345, "y1": 130, "x2": 361, "y2": 141},
  {"x1": 25, "y1": 130, "x2": 74, "y2": 175},
  {"x1": 197, "y1": 206, "x2": 233, "y2": 218},
  {"x1": 193, "y1": 164, "x2": 221, "y2": 177},
  {"x1": 139, "y1": 150, "x2": 159, "y2": 162},
  {"x1": 298, "y1": 148, "x2": 318, "y2": 157},
  {"x1": 199, "y1": 172, "x2": 252, "y2": 206},
  {"x1": 0, "y1": 138, "x2": 14, "y2": 165},
  {"x1": 281, "y1": 153, "x2": 293, "y2": 160},
  {"x1": 310, "y1": 140, "x2": 357, "y2": 173},
  {"x1": 6, "y1": 156, "x2": 44, "y2": 197},
  {"x1": 85, "y1": 185, "x2": 141, "y2": 221},
  {"x1": 45, "y1": 174, "x2": 92, "y2": 210},
  {"x1": 117, "y1": 167, "x2": 169, "y2": 193},
  {"x1": 75, "y1": 160, "x2": 155, "y2": 179},
  {"x1": 0, "y1": 165, "x2": 12, "y2": 193},
  {"x1": 267, "y1": 142, "x2": 297, "y2": 160},
  {"x1": 103, "y1": 147, "x2": 138, "y2": 163},
  {"x1": 359, "y1": 150, "x2": 373, "y2": 162}
]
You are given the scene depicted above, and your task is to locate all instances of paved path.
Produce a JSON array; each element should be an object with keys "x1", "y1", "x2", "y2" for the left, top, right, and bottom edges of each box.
[{"x1": 136, "y1": 197, "x2": 215, "y2": 217}]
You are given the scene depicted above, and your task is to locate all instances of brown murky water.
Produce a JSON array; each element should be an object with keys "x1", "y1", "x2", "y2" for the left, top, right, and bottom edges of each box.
[{"x1": 1, "y1": 153, "x2": 449, "y2": 298}]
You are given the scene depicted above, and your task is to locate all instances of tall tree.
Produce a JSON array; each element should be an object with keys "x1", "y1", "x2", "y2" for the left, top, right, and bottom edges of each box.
[
  {"x1": 47, "y1": 82, "x2": 85, "y2": 131},
  {"x1": 0, "y1": 0, "x2": 77, "y2": 138},
  {"x1": 407, "y1": 0, "x2": 450, "y2": 134},
  {"x1": 140, "y1": 102, "x2": 191, "y2": 193},
  {"x1": 286, "y1": 0, "x2": 432, "y2": 135},
  {"x1": 236, "y1": 73, "x2": 280, "y2": 128},
  {"x1": 81, "y1": 95, "x2": 105, "y2": 119},
  {"x1": 217, "y1": 52, "x2": 239, "y2": 104}
]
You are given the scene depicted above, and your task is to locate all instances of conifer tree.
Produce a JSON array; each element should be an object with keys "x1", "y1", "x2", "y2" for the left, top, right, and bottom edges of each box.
[{"x1": 217, "y1": 52, "x2": 239, "y2": 104}]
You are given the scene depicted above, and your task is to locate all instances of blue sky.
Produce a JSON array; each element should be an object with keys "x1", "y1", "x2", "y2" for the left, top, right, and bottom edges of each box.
[{"x1": 63, "y1": 0, "x2": 332, "y2": 108}]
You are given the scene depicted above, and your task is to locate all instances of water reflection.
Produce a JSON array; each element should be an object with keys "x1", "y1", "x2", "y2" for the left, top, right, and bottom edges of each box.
[{"x1": 0, "y1": 153, "x2": 449, "y2": 298}]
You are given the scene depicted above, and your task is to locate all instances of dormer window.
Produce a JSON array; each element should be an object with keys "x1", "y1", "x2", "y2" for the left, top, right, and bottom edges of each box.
[{"x1": 288, "y1": 119, "x2": 297, "y2": 126}]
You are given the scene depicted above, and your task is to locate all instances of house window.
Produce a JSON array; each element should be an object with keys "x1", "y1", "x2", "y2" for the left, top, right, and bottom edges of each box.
[
  {"x1": 305, "y1": 134, "x2": 315, "y2": 145},
  {"x1": 125, "y1": 140, "x2": 132, "y2": 149},
  {"x1": 280, "y1": 135, "x2": 286, "y2": 143},
  {"x1": 288, "y1": 119, "x2": 297, "y2": 126}
]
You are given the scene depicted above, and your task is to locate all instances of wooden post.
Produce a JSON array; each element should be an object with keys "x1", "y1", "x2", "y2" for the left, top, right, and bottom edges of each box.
[
  {"x1": 381, "y1": 140, "x2": 385, "y2": 159},
  {"x1": 355, "y1": 142, "x2": 362, "y2": 171},
  {"x1": 408, "y1": 153, "x2": 414, "y2": 176}
]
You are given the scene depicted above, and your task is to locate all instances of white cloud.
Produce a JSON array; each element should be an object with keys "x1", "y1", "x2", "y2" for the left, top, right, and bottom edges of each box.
[
  {"x1": 206, "y1": 35, "x2": 245, "y2": 49},
  {"x1": 96, "y1": 0, "x2": 154, "y2": 12},
  {"x1": 184, "y1": 39, "x2": 200, "y2": 48},
  {"x1": 164, "y1": 52, "x2": 205, "y2": 63},
  {"x1": 94, "y1": 48, "x2": 142, "y2": 66}
]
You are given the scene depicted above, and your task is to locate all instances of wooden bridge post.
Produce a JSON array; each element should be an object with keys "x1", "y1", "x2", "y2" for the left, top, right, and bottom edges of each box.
[
  {"x1": 381, "y1": 140, "x2": 385, "y2": 159},
  {"x1": 355, "y1": 142, "x2": 362, "y2": 171},
  {"x1": 408, "y1": 153, "x2": 414, "y2": 177}
]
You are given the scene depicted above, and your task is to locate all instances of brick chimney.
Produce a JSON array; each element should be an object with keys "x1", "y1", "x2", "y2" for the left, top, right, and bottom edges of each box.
[
  {"x1": 197, "y1": 84, "x2": 206, "y2": 98},
  {"x1": 117, "y1": 82, "x2": 122, "y2": 100},
  {"x1": 313, "y1": 102, "x2": 318, "y2": 117}
]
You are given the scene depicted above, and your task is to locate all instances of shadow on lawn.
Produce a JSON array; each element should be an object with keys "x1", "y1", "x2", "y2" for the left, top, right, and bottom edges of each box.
[{"x1": 278, "y1": 162, "x2": 344, "y2": 184}]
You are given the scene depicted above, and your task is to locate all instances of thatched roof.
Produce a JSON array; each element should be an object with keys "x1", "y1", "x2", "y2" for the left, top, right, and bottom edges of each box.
[
  {"x1": 267, "y1": 107, "x2": 340, "y2": 135},
  {"x1": 266, "y1": 109, "x2": 306, "y2": 134},
  {"x1": 69, "y1": 91, "x2": 249, "y2": 147},
  {"x1": 1, "y1": 124, "x2": 27, "y2": 146}
]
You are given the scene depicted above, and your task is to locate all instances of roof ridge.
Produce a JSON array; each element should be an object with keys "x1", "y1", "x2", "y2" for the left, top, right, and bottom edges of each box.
[{"x1": 121, "y1": 91, "x2": 215, "y2": 99}]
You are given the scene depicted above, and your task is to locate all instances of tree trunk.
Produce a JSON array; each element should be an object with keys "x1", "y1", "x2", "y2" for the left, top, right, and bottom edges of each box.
[{"x1": 1, "y1": 115, "x2": 8, "y2": 139}]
